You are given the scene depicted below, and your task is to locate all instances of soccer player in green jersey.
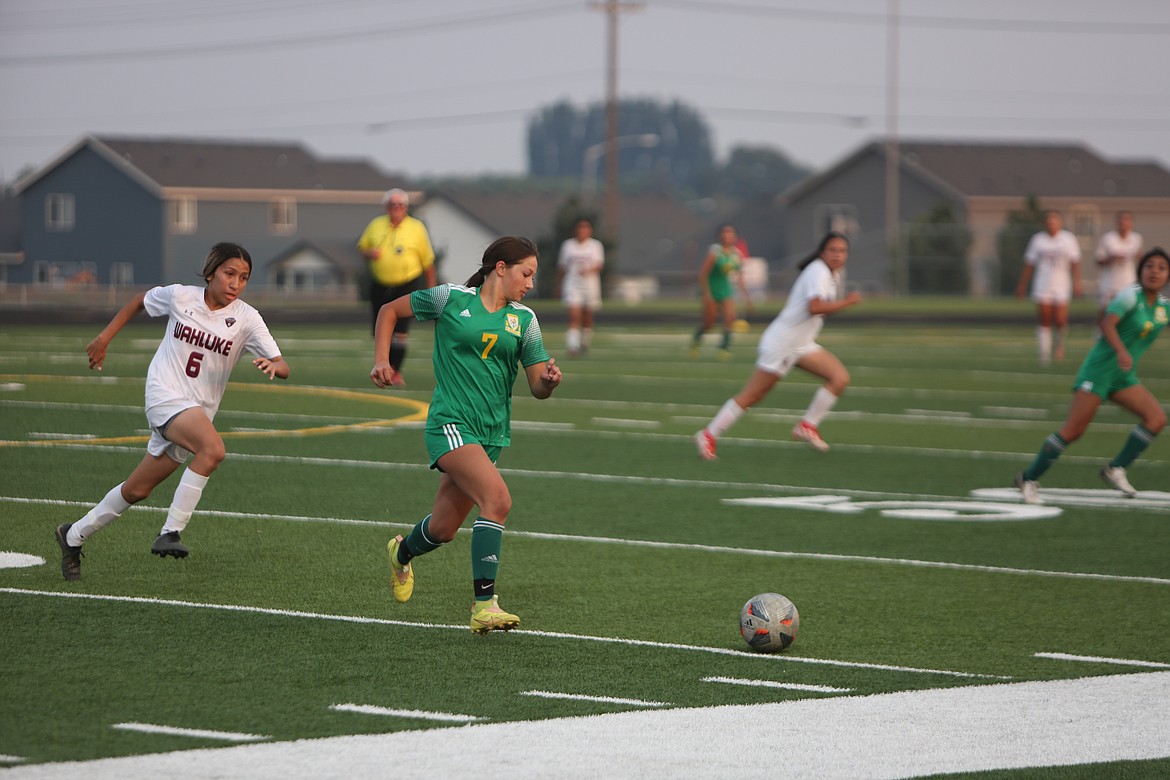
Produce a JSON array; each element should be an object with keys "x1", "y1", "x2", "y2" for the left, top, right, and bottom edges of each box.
[
  {"x1": 1016, "y1": 248, "x2": 1169, "y2": 504},
  {"x1": 371, "y1": 236, "x2": 562, "y2": 633},
  {"x1": 692, "y1": 224, "x2": 752, "y2": 357}
]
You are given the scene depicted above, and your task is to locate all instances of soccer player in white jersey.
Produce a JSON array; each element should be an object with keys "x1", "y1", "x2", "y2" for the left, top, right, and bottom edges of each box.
[
  {"x1": 372, "y1": 236, "x2": 561, "y2": 634},
  {"x1": 1095, "y1": 210, "x2": 1142, "y2": 325},
  {"x1": 556, "y1": 217, "x2": 605, "y2": 357},
  {"x1": 1016, "y1": 210, "x2": 1083, "y2": 365},
  {"x1": 54, "y1": 243, "x2": 289, "y2": 581},
  {"x1": 694, "y1": 232, "x2": 861, "y2": 459}
]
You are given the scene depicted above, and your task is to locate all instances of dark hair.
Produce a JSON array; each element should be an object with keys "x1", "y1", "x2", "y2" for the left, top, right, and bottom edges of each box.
[
  {"x1": 200, "y1": 242, "x2": 252, "y2": 282},
  {"x1": 465, "y1": 236, "x2": 539, "y2": 287},
  {"x1": 1137, "y1": 246, "x2": 1169, "y2": 281},
  {"x1": 797, "y1": 231, "x2": 849, "y2": 271}
]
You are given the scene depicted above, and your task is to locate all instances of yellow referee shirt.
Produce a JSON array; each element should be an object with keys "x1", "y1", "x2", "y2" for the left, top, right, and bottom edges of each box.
[{"x1": 357, "y1": 214, "x2": 436, "y2": 286}]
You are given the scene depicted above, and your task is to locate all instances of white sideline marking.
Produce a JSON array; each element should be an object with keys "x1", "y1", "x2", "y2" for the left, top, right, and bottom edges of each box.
[
  {"x1": 328, "y1": 704, "x2": 479, "y2": 723},
  {"x1": 520, "y1": 690, "x2": 669, "y2": 708},
  {"x1": 972, "y1": 486, "x2": 1170, "y2": 511},
  {"x1": 0, "y1": 588, "x2": 1003, "y2": 679},
  {"x1": 9, "y1": 673, "x2": 1169, "y2": 779},
  {"x1": 28, "y1": 432, "x2": 97, "y2": 440},
  {"x1": 5, "y1": 495, "x2": 1169, "y2": 588},
  {"x1": 110, "y1": 723, "x2": 269, "y2": 742},
  {"x1": 701, "y1": 677, "x2": 852, "y2": 694},
  {"x1": 0, "y1": 754, "x2": 27, "y2": 764},
  {"x1": 590, "y1": 417, "x2": 660, "y2": 428},
  {"x1": 1035, "y1": 652, "x2": 1170, "y2": 669}
]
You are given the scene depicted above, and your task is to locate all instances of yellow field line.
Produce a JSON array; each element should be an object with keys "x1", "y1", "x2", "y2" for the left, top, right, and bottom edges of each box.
[{"x1": 0, "y1": 376, "x2": 428, "y2": 447}]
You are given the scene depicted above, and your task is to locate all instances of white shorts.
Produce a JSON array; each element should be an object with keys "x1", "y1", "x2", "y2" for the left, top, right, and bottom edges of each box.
[
  {"x1": 1032, "y1": 293, "x2": 1071, "y2": 306},
  {"x1": 756, "y1": 337, "x2": 824, "y2": 378},
  {"x1": 145, "y1": 402, "x2": 197, "y2": 463},
  {"x1": 562, "y1": 278, "x2": 602, "y2": 310}
]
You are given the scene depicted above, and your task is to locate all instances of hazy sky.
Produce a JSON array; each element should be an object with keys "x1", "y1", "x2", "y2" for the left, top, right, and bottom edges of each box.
[{"x1": 2, "y1": 0, "x2": 1169, "y2": 185}]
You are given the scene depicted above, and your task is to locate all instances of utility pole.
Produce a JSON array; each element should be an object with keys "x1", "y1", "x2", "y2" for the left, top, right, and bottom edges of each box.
[
  {"x1": 885, "y1": 0, "x2": 902, "y2": 294},
  {"x1": 592, "y1": 1, "x2": 643, "y2": 258}
]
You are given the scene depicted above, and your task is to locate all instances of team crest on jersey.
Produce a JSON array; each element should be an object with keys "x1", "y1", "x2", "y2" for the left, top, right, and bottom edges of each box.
[
  {"x1": 505, "y1": 313, "x2": 521, "y2": 336},
  {"x1": 225, "y1": 317, "x2": 237, "y2": 327}
]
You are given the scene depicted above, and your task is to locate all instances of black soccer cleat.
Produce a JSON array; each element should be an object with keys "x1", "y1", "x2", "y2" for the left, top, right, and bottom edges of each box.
[
  {"x1": 55, "y1": 522, "x2": 83, "y2": 581},
  {"x1": 150, "y1": 531, "x2": 189, "y2": 559}
]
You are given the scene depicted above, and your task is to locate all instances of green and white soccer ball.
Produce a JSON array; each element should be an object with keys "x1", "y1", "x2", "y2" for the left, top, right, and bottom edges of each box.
[{"x1": 739, "y1": 592, "x2": 799, "y2": 653}]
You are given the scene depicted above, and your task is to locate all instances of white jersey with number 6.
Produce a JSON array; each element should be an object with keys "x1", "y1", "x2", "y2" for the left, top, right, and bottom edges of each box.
[{"x1": 142, "y1": 284, "x2": 281, "y2": 428}]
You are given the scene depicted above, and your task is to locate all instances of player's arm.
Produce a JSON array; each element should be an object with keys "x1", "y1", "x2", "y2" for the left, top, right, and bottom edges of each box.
[
  {"x1": 371, "y1": 295, "x2": 415, "y2": 387},
  {"x1": 87, "y1": 291, "x2": 147, "y2": 371},
  {"x1": 808, "y1": 291, "x2": 861, "y2": 316},
  {"x1": 698, "y1": 252, "x2": 716, "y2": 299},
  {"x1": 252, "y1": 355, "x2": 290, "y2": 380},
  {"x1": 525, "y1": 358, "x2": 561, "y2": 399},
  {"x1": 1071, "y1": 260, "x2": 1083, "y2": 298},
  {"x1": 1100, "y1": 313, "x2": 1132, "y2": 371},
  {"x1": 1015, "y1": 264, "x2": 1035, "y2": 299}
]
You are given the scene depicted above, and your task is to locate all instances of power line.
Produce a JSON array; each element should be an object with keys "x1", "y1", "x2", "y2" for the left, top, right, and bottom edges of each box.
[
  {"x1": 0, "y1": 1, "x2": 581, "y2": 66},
  {"x1": 653, "y1": 0, "x2": 1170, "y2": 35}
]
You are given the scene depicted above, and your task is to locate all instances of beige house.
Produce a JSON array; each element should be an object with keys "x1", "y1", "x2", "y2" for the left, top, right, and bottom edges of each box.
[{"x1": 781, "y1": 140, "x2": 1170, "y2": 295}]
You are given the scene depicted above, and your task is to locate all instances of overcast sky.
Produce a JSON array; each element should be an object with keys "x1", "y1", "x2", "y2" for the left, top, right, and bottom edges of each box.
[{"x1": 2, "y1": 0, "x2": 1169, "y2": 186}]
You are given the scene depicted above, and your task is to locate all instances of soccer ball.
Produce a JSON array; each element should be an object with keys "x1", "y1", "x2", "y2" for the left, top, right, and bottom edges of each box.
[
  {"x1": 739, "y1": 592, "x2": 799, "y2": 652},
  {"x1": 732, "y1": 318, "x2": 751, "y2": 334}
]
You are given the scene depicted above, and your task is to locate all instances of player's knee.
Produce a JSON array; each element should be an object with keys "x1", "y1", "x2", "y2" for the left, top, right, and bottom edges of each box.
[
  {"x1": 1145, "y1": 407, "x2": 1167, "y2": 433},
  {"x1": 481, "y1": 492, "x2": 512, "y2": 522},
  {"x1": 197, "y1": 440, "x2": 227, "y2": 471},
  {"x1": 121, "y1": 482, "x2": 153, "y2": 503}
]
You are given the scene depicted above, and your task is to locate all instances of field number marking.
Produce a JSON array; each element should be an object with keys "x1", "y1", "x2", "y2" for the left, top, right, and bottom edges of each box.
[
  {"x1": 111, "y1": 723, "x2": 269, "y2": 742},
  {"x1": 724, "y1": 495, "x2": 1061, "y2": 521}
]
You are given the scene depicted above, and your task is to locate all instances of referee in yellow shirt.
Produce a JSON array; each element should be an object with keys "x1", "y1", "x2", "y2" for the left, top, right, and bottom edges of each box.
[{"x1": 358, "y1": 189, "x2": 437, "y2": 385}]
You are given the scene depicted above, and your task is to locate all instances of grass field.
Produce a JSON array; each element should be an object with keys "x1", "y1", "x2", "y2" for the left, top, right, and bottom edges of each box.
[{"x1": 1, "y1": 312, "x2": 1168, "y2": 777}]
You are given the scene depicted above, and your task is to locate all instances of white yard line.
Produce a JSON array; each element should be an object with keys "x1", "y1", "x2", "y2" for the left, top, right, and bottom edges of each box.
[
  {"x1": 328, "y1": 704, "x2": 479, "y2": 723},
  {"x1": 701, "y1": 677, "x2": 852, "y2": 693},
  {"x1": 110, "y1": 723, "x2": 269, "y2": 742},
  {"x1": 4, "y1": 495, "x2": 1168, "y2": 587},
  {"x1": 0, "y1": 588, "x2": 1002, "y2": 679},
  {"x1": 519, "y1": 691, "x2": 669, "y2": 707},
  {"x1": 6, "y1": 673, "x2": 1168, "y2": 779},
  {"x1": 1034, "y1": 652, "x2": 1170, "y2": 669}
]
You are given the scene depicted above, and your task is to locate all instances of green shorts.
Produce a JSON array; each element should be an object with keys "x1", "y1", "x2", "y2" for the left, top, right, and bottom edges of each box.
[
  {"x1": 1072, "y1": 358, "x2": 1139, "y2": 400},
  {"x1": 424, "y1": 423, "x2": 502, "y2": 469}
]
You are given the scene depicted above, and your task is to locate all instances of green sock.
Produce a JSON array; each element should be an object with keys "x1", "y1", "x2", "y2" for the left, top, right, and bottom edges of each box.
[
  {"x1": 471, "y1": 517, "x2": 504, "y2": 602},
  {"x1": 1110, "y1": 425, "x2": 1156, "y2": 469},
  {"x1": 692, "y1": 326, "x2": 704, "y2": 346},
  {"x1": 401, "y1": 514, "x2": 442, "y2": 565},
  {"x1": 720, "y1": 330, "x2": 731, "y2": 349},
  {"x1": 1024, "y1": 433, "x2": 1067, "y2": 481}
]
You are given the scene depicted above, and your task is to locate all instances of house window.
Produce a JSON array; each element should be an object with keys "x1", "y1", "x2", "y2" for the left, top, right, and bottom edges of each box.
[
  {"x1": 170, "y1": 197, "x2": 197, "y2": 233},
  {"x1": 45, "y1": 194, "x2": 75, "y2": 231},
  {"x1": 814, "y1": 204, "x2": 859, "y2": 237},
  {"x1": 1068, "y1": 205, "x2": 1098, "y2": 240},
  {"x1": 111, "y1": 262, "x2": 134, "y2": 286},
  {"x1": 270, "y1": 197, "x2": 297, "y2": 234},
  {"x1": 33, "y1": 261, "x2": 52, "y2": 284}
]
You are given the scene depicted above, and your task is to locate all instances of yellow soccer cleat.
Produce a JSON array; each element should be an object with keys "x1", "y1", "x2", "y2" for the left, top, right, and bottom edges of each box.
[
  {"x1": 387, "y1": 535, "x2": 414, "y2": 603},
  {"x1": 470, "y1": 595, "x2": 520, "y2": 635}
]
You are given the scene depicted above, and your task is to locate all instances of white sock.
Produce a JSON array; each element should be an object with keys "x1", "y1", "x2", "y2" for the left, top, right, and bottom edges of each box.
[
  {"x1": 582, "y1": 328, "x2": 593, "y2": 349},
  {"x1": 1037, "y1": 326, "x2": 1052, "y2": 363},
  {"x1": 69, "y1": 483, "x2": 131, "y2": 545},
  {"x1": 803, "y1": 387, "x2": 839, "y2": 427},
  {"x1": 161, "y1": 469, "x2": 209, "y2": 534},
  {"x1": 707, "y1": 399, "x2": 745, "y2": 438},
  {"x1": 567, "y1": 328, "x2": 581, "y2": 352}
]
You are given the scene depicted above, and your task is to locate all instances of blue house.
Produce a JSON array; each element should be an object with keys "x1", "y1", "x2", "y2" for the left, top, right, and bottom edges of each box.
[{"x1": 11, "y1": 135, "x2": 408, "y2": 288}]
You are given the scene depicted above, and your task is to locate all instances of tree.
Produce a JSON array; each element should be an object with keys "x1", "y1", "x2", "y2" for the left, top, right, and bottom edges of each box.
[
  {"x1": 527, "y1": 98, "x2": 714, "y2": 193},
  {"x1": 533, "y1": 196, "x2": 605, "y2": 300},
  {"x1": 700, "y1": 145, "x2": 810, "y2": 198},
  {"x1": 905, "y1": 203, "x2": 973, "y2": 294},
  {"x1": 995, "y1": 195, "x2": 1046, "y2": 295}
]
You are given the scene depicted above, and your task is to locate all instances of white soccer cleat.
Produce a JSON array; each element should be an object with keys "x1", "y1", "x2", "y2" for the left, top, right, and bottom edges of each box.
[
  {"x1": 792, "y1": 421, "x2": 830, "y2": 452},
  {"x1": 694, "y1": 430, "x2": 717, "y2": 461},
  {"x1": 1100, "y1": 465, "x2": 1137, "y2": 498},
  {"x1": 1014, "y1": 472, "x2": 1042, "y2": 505}
]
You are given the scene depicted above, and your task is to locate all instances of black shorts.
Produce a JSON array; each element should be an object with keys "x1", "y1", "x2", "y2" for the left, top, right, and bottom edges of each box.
[{"x1": 370, "y1": 275, "x2": 427, "y2": 335}]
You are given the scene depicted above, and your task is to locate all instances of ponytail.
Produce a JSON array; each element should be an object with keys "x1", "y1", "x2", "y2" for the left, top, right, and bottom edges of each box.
[
  {"x1": 798, "y1": 231, "x2": 849, "y2": 271},
  {"x1": 465, "y1": 236, "x2": 539, "y2": 287}
]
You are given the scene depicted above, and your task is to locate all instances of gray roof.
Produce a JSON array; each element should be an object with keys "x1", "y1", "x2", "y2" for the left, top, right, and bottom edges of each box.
[
  {"x1": 783, "y1": 139, "x2": 1170, "y2": 204},
  {"x1": 18, "y1": 135, "x2": 406, "y2": 194},
  {"x1": 896, "y1": 141, "x2": 1170, "y2": 198}
]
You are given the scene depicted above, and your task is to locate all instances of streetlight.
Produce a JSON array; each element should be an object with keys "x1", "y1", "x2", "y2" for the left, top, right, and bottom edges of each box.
[{"x1": 582, "y1": 133, "x2": 660, "y2": 196}]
